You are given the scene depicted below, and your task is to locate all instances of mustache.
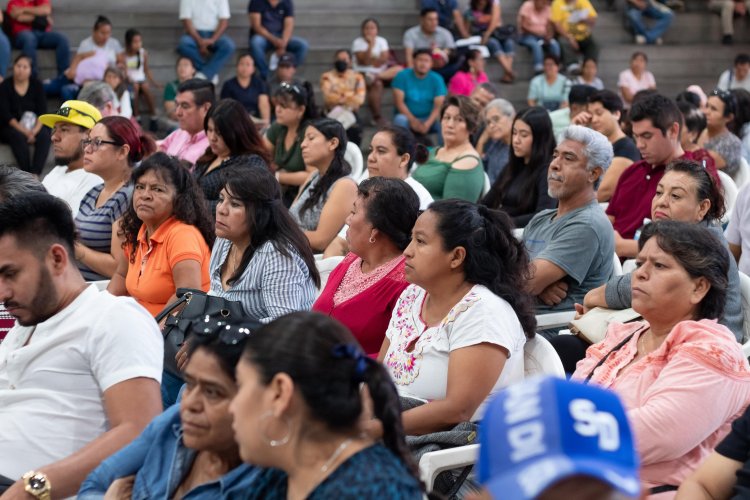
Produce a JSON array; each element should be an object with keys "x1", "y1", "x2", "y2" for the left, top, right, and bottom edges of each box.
[{"x1": 548, "y1": 174, "x2": 564, "y2": 182}]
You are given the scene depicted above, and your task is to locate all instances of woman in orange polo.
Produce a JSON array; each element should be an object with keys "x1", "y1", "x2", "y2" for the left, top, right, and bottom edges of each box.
[{"x1": 108, "y1": 152, "x2": 214, "y2": 316}]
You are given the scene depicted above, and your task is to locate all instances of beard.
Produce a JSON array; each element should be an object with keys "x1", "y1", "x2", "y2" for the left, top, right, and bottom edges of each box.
[
  {"x1": 55, "y1": 146, "x2": 83, "y2": 167},
  {"x1": 12, "y1": 265, "x2": 60, "y2": 327}
]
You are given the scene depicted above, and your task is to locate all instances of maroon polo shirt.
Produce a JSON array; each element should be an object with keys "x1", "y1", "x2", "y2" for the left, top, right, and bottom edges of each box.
[{"x1": 606, "y1": 150, "x2": 718, "y2": 239}]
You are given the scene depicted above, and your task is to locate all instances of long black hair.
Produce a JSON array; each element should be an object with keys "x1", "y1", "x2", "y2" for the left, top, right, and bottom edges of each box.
[
  {"x1": 357, "y1": 177, "x2": 420, "y2": 251},
  {"x1": 428, "y1": 200, "x2": 537, "y2": 338},
  {"x1": 120, "y1": 152, "x2": 215, "y2": 262},
  {"x1": 221, "y1": 161, "x2": 320, "y2": 288},
  {"x1": 240, "y1": 312, "x2": 422, "y2": 483},
  {"x1": 481, "y1": 106, "x2": 555, "y2": 214},
  {"x1": 196, "y1": 98, "x2": 271, "y2": 168},
  {"x1": 299, "y1": 118, "x2": 351, "y2": 217}
]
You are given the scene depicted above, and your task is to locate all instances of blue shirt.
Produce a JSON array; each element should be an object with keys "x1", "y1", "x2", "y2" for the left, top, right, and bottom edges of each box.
[
  {"x1": 248, "y1": 0, "x2": 294, "y2": 37},
  {"x1": 392, "y1": 68, "x2": 447, "y2": 120},
  {"x1": 220, "y1": 76, "x2": 269, "y2": 117},
  {"x1": 78, "y1": 404, "x2": 257, "y2": 500}
]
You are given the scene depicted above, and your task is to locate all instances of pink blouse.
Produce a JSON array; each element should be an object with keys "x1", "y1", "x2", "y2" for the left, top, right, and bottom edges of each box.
[
  {"x1": 448, "y1": 70, "x2": 489, "y2": 97},
  {"x1": 573, "y1": 319, "x2": 750, "y2": 498}
]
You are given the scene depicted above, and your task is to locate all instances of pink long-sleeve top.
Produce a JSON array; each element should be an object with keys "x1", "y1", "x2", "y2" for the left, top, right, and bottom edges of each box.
[{"x1": 573, "y1": 319, "x2": 750, "y2": 498}]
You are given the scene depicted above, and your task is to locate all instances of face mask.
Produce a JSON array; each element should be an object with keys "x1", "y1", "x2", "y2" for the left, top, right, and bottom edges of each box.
[{"x1": 334, "y1": 60, "x2": 348, "y2": 73}]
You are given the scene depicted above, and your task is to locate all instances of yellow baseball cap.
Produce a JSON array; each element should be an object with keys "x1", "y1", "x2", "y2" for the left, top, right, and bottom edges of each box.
[{"x1": 39, "y1": 100, "x2": 102, "y2": 129}]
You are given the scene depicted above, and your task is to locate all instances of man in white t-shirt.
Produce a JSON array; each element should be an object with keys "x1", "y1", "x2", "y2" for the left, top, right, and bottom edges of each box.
[
  {"x1": 717, "y1": 53, "x2": 750, "y2": 92},
  {"x1": 40, "y1": 100, "x2": 103, "y2": 217},
  {"x1": 0, "y1": 192, "x2": 163, "y2": 498},
  {"x1": 177, "y1": 0, "x2": 236, "y2": 83}
]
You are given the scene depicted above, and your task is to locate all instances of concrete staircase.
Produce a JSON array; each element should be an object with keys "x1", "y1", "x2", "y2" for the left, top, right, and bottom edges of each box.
[{"x1": 4, "y1": 0, "x2": 749, "y2": 167}]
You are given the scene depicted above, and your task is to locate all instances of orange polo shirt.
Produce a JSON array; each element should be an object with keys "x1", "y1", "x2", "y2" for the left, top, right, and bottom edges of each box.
[{"x1": 125, "y1": 216, "x2": 210, "y2": 317}]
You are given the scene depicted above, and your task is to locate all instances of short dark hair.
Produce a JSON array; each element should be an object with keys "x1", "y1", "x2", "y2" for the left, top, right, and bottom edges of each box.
[
  {"x1": 677, "y1": 101, "x2": 706, "y2": 141},
  {"x1": 730, "y1": 89, "x2": 750, "y2": 136},
  {"x1": 629, "y1": 93, "x2": 682, "y2": 136},
  {"x1": 735, "y1": 53, "x2": 750, "y2": 66},
  {"x1": 568, "y1": 85, "x2": 597, "y2": 106},
  {"x1": 378, "y1": 125, "x2": 418, "y2": 169},
  {"x1": 177, "y1": 78, "x2": 216, "y2": 108},
  {"x1": 588, "y1": 89, "x2": 624, "y2": 114},
  {"x1": 638, "y1": 221, "x2": 728, "y2": 321},
  {"x1": 631, "y1": 51, "x2": 648, "y2": 62},
  {"x1": 420, "y1": 7, "x2": 438, "y2": 16},
  {"x1": 0, "y1": 191, "x2": 76, "y2": 257},
  {"x1": 93, "y1": 15, "x2": 111, "y2": 31},
  {"x1": 543, "y1": 53, "x2": 560, "y2": 65},
  {"x1": 675, "y1": 90, "x2": 702, "y2": 108},
  {"x1": 357, "y1": 177, "x2": 420, "y2": 251},
  {"x1": 413, "y1": 48, "x2": 432, "y2": 60}
]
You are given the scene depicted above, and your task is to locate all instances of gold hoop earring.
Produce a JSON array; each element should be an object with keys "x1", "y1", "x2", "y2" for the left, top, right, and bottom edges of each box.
[{"x1": 259, "y1": 410, "x2": 291, "y2": 447}]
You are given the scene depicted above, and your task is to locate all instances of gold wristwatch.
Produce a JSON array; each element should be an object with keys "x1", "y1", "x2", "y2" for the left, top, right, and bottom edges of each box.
[{"x1": 22, "y1": 471, "x2": 51, "y2": 500}]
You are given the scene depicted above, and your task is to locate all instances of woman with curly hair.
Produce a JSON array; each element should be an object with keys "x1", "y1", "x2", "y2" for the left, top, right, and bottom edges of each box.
[{"x1": 108, "y1": 152, "x2": 214, "y2": 317}]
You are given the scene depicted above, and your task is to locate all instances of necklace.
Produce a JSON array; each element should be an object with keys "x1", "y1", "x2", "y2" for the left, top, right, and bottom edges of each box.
[{"x1": 320, "y1": 438, "x2": 354, "y2": 474}]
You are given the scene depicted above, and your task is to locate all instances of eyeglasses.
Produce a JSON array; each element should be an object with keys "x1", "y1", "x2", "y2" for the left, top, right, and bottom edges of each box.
[
  {"x1": 280, "y1": 81, "x2": 302, "y2": 96},
  {"x1": 57, "y1": 106, "x2": 98, "y2": 125},
  {"x1": 192, "y1": 316, "x2": 254, "y2": 346},
  {"x1": 81, "y1": 137, "x2": 119, "y2": 151}
]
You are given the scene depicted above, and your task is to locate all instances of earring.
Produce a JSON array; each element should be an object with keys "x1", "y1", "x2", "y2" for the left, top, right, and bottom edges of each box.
[
  {"x1": 369, "y1": 235, "x2": 376, "y2": 244},
  {"x1": 259, "y1": 410, "x2": 291, "y2": 447}
]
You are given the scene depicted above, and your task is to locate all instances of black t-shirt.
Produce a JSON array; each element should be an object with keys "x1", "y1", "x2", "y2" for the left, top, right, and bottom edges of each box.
[
  {"x1": 220, "y1": 76, "x2": 268, "y2": 117},
  {"x1": 716, "y1": 405, "x2": 750, "y2": 498},
  {"x1": 612, "y1": 136, "x2": 641, "y2": 162}
]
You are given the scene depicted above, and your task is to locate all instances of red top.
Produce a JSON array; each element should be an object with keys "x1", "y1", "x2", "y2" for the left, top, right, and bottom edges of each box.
[
  {"x1": 6, "y1": 0, "x2": 51, "y2": 38},
  {"x1": 606, "y1": 150, "x2": 717, "y2": 239},
  {"x1": 313, "y1": 253, "x2": 409, "y2": 356}
]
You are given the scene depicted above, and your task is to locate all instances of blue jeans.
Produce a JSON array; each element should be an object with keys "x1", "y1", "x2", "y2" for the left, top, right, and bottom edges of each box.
[
  {"x1": 626, "y1": 3, "x2": 674, "y2": 43},
  {"x1": 487, "y1": 37, "x2": 515, "y2": 57},
  {"x1": 177, "y1": 30, "x2": 236, "y2": 80},
  {"x1": 393, "y1": 113, "x2": 442, "y2": 144},
  {"x1": 250, "y1": 34, "x2": 309, "y2": 79},
  {"x1": 0, "y1": 32, "x2": 9, "y2": 78},
  {"x1": 43, "y1": 74, "x2": 79, "y2": 99},
  {"x1": 518, "y1": 34, "x2": 561, "y2": 71},
  {"x1": 13, "y1": 29, "x2": 70, "y2": 76},
  {"x1": 161, "y1": 370, "x2": 184, "y2": 409}
]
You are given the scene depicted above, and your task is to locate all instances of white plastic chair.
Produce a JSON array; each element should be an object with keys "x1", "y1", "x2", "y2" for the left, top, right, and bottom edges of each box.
[
  {"x1": 739, "y1": 272, "x2": 750, "y2": 351},
  {"x1": 344, "y1": 142, "x2": 363, "y2": 181},
  {"x1": 612, "y1": 252, "x2": 623, "y2": 277},
  {"x1": 733, "y1": 157, "x2": 750, "y2": 190},
  {"x1": 89, "y1": 280, "x2": 110, "y2": 291},
  {"x1": 718, "y1": 170, "x2": 739, "y2": 225},
  {"x1": 315, "y1": 256, "x2": 345, "y2": 297},
  {"x1": 481, "y1": 171, "x2": 490, "y2": 197},
  {"x1": 419, "y1": 336, "x2": 565, "y2": 491}
]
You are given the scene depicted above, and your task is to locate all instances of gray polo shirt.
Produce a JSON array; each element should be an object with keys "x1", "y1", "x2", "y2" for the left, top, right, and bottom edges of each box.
[{"x1": 403, "y1": 25, "x2": 456, "y2": 51}]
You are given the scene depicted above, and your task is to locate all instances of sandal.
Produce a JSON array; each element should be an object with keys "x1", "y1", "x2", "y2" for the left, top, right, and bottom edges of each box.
[{"x1": 500, "y1": 73, "x2": 515, "y2": 84}]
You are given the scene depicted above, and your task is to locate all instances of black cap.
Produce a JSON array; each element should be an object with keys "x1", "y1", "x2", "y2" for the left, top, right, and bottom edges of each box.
[{"x1": 278, "y1": 53, "x2": 297, "y2": 67}]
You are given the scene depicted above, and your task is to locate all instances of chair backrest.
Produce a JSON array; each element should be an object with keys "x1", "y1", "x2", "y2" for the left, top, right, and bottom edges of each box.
[
  {"x1": 524, "y1": 335, "x2": 565, "y2": 377},
  {"x1": 718, "y1": 169, "x2": 739, "y2": 225},
  {"x1": 344, "y1": 142, "x2": 364, "y2": 181},
  {"x1": 733, "y1": 157, "x2": 750, "y2": 190},
  {"x1": 481, "y1": 171, "x2": 490, "y2": 197},
  {"x1": 315, "y1": 255, "x2": 345, "y2": 297},
  {"x1": 739, "y1": 271, "x2": 750, "y2": 345}
]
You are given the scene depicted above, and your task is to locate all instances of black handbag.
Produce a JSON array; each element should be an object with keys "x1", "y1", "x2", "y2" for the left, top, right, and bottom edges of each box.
[
  {"x1": 155, "y1": 288, "x2": 247, "y2": 378},
  {"x1": 492, "y1": 24, "x2": 517, "y2": 41}
]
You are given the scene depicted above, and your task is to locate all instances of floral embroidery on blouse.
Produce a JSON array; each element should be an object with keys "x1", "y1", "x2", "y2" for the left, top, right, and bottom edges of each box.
[
  {"x1": 333, "y1": 254, "x2": 405, "y2": 306},
  {"x1": 385, "y1": 285, "x2": 481, "y2": 386}
]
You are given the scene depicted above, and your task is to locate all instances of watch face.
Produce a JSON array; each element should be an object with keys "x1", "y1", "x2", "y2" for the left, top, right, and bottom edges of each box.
[{"x1": 29, "y1": 476, "x2": 46, "y2": 490}]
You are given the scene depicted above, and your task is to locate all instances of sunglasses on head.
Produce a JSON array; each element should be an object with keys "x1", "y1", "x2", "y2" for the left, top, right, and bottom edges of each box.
[
  {"x1": 280, "y1": 81, "x2": 302, "y2": 96},
  {"x1": 57, "y1": 106, "x2": 97, "y2": 124}
]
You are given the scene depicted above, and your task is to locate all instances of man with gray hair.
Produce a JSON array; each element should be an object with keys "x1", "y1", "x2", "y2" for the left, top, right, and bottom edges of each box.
[
  {"x1": 77, "y1": 82, "x2": 117, "y2": 117},
  {"x1": 523, "y1": 125, "x2": 615, "y2": 321}
]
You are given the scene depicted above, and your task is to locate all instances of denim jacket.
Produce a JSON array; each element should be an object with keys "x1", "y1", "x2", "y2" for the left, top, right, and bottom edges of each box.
[{"x1": 78, "y1": 404, "x2": 257, "y2": 499}]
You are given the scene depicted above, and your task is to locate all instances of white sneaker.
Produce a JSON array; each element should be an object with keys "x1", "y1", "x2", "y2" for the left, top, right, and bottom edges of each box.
[
  {"x1": 195, "y1": 72, "x2": 208, "y2": 80},
  {"x1": 269, "y1": 53, "x2": 279, "y2": 71},
  {"x1": 211, "y1": 74, "x2": 219, "y2": 86},
  {"x1": 655, "y1": 37, "x2": 664, "y2": 45},
  {"x1": 635, "y1": 35, "x2": 647, "y2": 45}
]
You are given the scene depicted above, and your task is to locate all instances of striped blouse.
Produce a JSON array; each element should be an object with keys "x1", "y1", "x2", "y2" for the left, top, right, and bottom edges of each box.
[
  {"x1": 208, "y1": 238, "x2": 317, "y2": 324},
  {"x1": 75, "y1": 183, "x2": 133, "y2": 281}
]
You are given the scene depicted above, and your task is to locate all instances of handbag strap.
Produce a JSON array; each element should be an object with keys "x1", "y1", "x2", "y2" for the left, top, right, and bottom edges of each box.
[{"x1": 583, "y1": 325, "x2": 646, "y2": 384}]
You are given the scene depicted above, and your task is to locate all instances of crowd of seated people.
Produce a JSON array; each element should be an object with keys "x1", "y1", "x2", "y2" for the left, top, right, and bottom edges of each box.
[{"x1": 2, "y1": 2, "x2": 750, "y2": 500}]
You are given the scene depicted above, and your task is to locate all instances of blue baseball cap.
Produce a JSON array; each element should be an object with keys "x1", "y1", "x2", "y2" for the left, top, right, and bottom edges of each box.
[{"x1": 477, "y1": 376, "x2": 641, "y2": 500}]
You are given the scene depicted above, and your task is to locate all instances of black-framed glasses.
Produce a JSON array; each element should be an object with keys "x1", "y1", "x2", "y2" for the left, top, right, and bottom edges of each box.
[
  {"x1": 81, "y1": 137, "x2": 119, "y2": 151},
  {"x1": 58, "y1": 106, "x2": 98, "y2": 124},
  {"x1": 280, "y1": 81, "x2": 302, "y2": 95},
  {"x1": 192, "y1": 316, "x2": 254, "y2": 346}
]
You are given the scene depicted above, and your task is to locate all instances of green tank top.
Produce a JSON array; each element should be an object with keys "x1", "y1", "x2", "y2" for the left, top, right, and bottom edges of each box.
[{"x1": 411, "y1": 148, "x2": 485, "y2": 202}]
